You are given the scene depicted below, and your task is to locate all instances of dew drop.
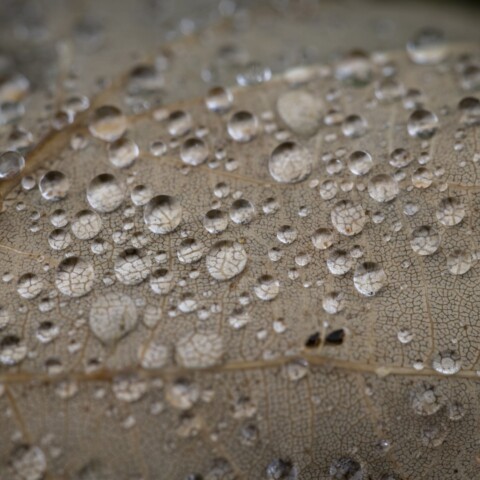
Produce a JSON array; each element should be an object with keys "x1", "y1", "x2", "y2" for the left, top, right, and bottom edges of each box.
[
  {"x1": 206, "y1": 240, "x2": 247, "y2": 281},
  {"x1": 410, "y1": 226, "x2": 440, "y2": 256},
  {"x1": 39, "y1": 171, "x2": 70, "y2": 201},
  {"x1": 89, "y1": 292, "x2": 137, "y2": 343},
  {"x1": 269, "y1": 141, "x2": 312, "y2": 184},
  {"x1": 353, "y1": 262, "x2": 387, "y2": 297},
  {"x1": 107, "y1": 137, "x2": 139, "y2": 168},
  {"x1": 407, "y1": 109, "x2": 438, "y2": 139},
  {"x1": 331, "y1": 200, "x2": 367, "y2": 236},
  {"x1": 0, "y1": 151, "x2": 24, "y2": 179},
  {"x1": 87, "y1": 173, "x2": 125, "y2": 213},
  {"x1": 71, "y1": 210, "x2": 102, "y2": 239},
  {"x1": 89, "y1": 105, "x2": 127, "y2": 142},
  {"x1": 144, "y1": 195, "x2": 183, "y2": 234},
  {"x1": 227, "y1": 111, "x2": 259, "y2": 142},
  {"x1": 55, "y1": 257, "x2": 95, "y2": 297}
]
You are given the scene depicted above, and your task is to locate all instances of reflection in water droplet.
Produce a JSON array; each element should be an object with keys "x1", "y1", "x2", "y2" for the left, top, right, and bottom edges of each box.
[
  {"x1": 89, "y1": 105, "x2": 127, "y2": 142},
  {"x1": 203, "y1": 209, "x2": 228, "y2": 234},
  {"x1": 407, "y1": 109, "x2": 438, "y2": 139},
  {"x1": 353, "y1": 262, "x2": 387, "y2": 296},
  {"x1": 230, "y1": 198, "x2": 255, "y2": 224},
  {"x1": 367, "y1": 174, "x2": 399, "y2": 202},
  {"x1": 410, "y1": 226, "x2": 440, "y2": 256},
  {"x1": 269, "y1": 141, "x2": 312, "y2": 184},
  {"x1": 180, "y1": 137, "x2": 209, "y2": 166},
  {"x1": 436, "y1": 197, "x2": 465, "y2": 226},
  {"x1": 107, "y1": 137, "x2": 139, "y2": 168},
  {"x1": 10, "y1": 445, "x2": 47, "y2": 480},
  {"x1": 432, "y1": 350, "x2": 461, "y2": 375},
  {"x1": 89, "y1": 292, "x2": 137, "y2": 343},
  {"x1": 342, "y1": 114, "x2": 368, "y2": 138},
  {"x1": 114, "y1": 248, "x2": 151, "y2": 285},
  {"x1": 254, "y1": 275, "x2": 280, "y2": 301},
  {"x1": 87, "y1": 173, "x2": 125, "y2": 213},
  {"x1": 17, "y1": 273, "x2": 43, "y2": 299},
  {"x1": 407, "y1": 28, "x2": 447, "y2": 65},
  {"x1": 227, "y1": 111, "x2": 259, "y2": 142},
  {"x1": 71, "y1": 210, "x2": 102, "y2": 239},
  {"x1": 331, "y1": 200, "x2": 367, "y2": 236},
  {"x1": 205, "y1": 86, "x2": 233, "y2": 113},
  {"x1": 39, "y1": 171, "x2": 70, "y2": 201},
  {"x1": 206, "y1": 240, "x2": 247, "y2": 281},
  {"x1": 144, "y1": 195, "x2": 183, "y2": 233},
  {"x1": 446, "y1": 249, "x2": 473, "y2": 275},
  {"x1": 176, "y1": 332, "x2": 224, "y2": 368},
  {"x1": 55, "y1": 256, "x2": 95, "y2": 297},
  {"x1": 0, "y1": 150, "x2": 25, "y2": 179},
  {"x1": 348, "y1": 150, "x2": 373, "y2": 176}
]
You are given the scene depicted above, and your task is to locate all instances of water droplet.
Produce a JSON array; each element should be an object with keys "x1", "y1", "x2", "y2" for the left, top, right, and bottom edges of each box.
[
  {"x1": 312, "y1": 228, "x2": 334, "y2": 250},
  {"x1": 236, "y1": 62, "x2": 271, "y2": 86},
  {"x1": 17, "y1": 273, "x2": 43, "y2": 299},
  {"x1": 446, "y1": 249, "x2": 473, "y2": 275},
  {"x1": 180, "y1": 137, "x2": 209, "y2": 166},
  {"x1": 432, "y1": 350, "x2": 461, "y2": 375},
  {"x1": 203, "y1": 209, "x2": 228, "y2": 234},
  {"x1": 407, "y1": 109, "x2": 438, "y2": 139},
  {"x1": 114, "y1": 248, "x2": 151, "y2": 285},
  {"x1": 331, "y1": 200, "x2": 367, "y2": 236},
  {"x1": 329, "y1": 457, "x2": 363, "y2": 480},
  {"x1": 48, "y1": 228, "x2": 72, "y2": 250},
  {"x1": 10, "y1": 445, "x2": 47, "y2": 480},
  {"x1": 407, "y1": 28, "x2": 447, "y2": 65},
  {"x1": 0, "y1": 150, "x2": 24, "y2": 179},
  {"x1": 71, "y1": 210, "x2": 102, "y2": 239},
  {"x1": 367, "y1": 174, "x2": 399, "y2": 202},
  {"x1": 229, "y1": 198, "x2": 255, "y2": 224},
  {"x1": 276, "y1": 90, "x2": 322, "y2": 136},
  {"x1": 0, "y1": 335, "x2": 27, "y2": 365},
  {"x1": 348, "y1": 150, "x2": 373, "y2": 176},
  {"x1": 89, "y1": 292, "x2": 137, "y2": 343},
  {"x1": 107, "y1": 137, "x2": 139, "y2": 168},
  {"x1": 144, "y1": 195, "x2": 183, "y2": 233},
  {"x1": 266, "y1": 458, "x2": 299, "y2": 480},
  {"x1": 39, "y1": 171, "x2": 70, "y2": 201},
  {"x1": 335, "y1": 50, "x2": 372, "y2": 86},
  {"x1": 389, "y1": 148, "x2": 412, "y2": 168},
  {"x1": 176, "y1": 332, "x2": 224, "y2": 368},
  {"x1": 89, "y1": 105, "x2": 127, "y2": 142},
  {"x1": 436, "y1": 197, "x2": 465, "y2": 226},
  {"x1": 327, "y1": 250, "x2": 353, "y2": 276},
  {"x1": 269, "y1": 141, "x2": 312, "y2": 184},
  {"x1": 167, "y1": 110, "x2": 192, "y2": 137},
  {"x1": 458, "y1": 96, "x2": 480, "y2": 126},
  {"x1": 254, "y1": 275, "x2": 280, "y2": 301},
  {"x1": 410, "y1": 226, "x2": 440, "y2": 256},
  {"x1": 353, "y1": 262, "x2": 387, "y2": 296},
  {"x1": 227, "y1": 111, "x2": 259, "y2": 142},
  {"x1": 342, "y1": 114, "x2": 368, "y2": 138},
  {"x1": 55, "y1": 257, "x2": 95, "y2": 297},
  {"x1": 139, "y1": 341, "x2": 169, "y2": 369},
  {"x1": 206, "y1": 240, "x2": 247, "y2": 281},
  {"x1": 205, "y1": 86, "x2": 233, "y2": 113},
  {"x1": 177, "y1": 238, "x2": 205, "y2": 264},
  {"x1": 150, "y1": 268, "x2": 173, "y2": 295},
  {"x1": 87, "y1": 173, "x2": 125, "y2": 213}
]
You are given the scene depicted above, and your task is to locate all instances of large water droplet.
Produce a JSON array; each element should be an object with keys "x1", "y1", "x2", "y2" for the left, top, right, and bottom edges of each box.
[
  {"x1": 227, "y1": 111, "x2": 259, "y2": 142},
  {"x1": 407, "y1": 109, "x2": 438, "y2": 139}
]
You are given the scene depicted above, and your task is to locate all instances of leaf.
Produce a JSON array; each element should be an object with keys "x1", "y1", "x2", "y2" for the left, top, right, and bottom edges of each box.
[{"x1": 0, "y1": 1, "x2": 480, "y2": 479}]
